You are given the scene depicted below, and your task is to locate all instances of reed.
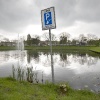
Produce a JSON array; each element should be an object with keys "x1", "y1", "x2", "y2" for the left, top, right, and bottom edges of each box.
[
  {"x1": 12, "y1": 66, "x2": 42, "y2": 83},
  {"x1": 26, "y1": 67, "x2": 34, "y2": 83},
  {"x1": 12, "y1": 65, "x2": 15, "y2": 79}
]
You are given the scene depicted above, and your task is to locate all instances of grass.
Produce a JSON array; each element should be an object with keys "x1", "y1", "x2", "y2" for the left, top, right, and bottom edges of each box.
[
  {"x1": 0, "y1": 45, "x2": 98, "y2": 52},
  {"x1": 25, "y1": 45, "x2": 96, "y2": 51},
  {"x1": 0, "y1": 77, "x2": 100, "y2": 100},
  {"x1": 90, "y1": 47, "x2": 100, "y2": 53},
  {"x1": 0, "y1": 46, "x2": 16, "y2": 51}
]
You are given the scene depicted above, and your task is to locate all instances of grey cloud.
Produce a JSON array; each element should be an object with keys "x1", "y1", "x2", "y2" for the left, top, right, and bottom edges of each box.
[
  {"x1": 0, "y1": 0, "x2": 39, "y2": 32},
  {"x1": 53, "y1": 0, "x2": 100, "y2": 27},
  {"x1": 76, "y1": 0, "x2": 100, "y2": 22},
  {"x1": 0, "y1": 0, "x2": 100, "y2": 33},
  {"x1": 34, "y1": 0, "x2": 100, "y2": 28}
]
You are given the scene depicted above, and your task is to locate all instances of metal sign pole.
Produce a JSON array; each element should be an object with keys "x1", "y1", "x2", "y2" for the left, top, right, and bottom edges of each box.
[
  {"x1": 41, "y1": 7, "x2": 56, "y2": 83},
  {"x1": 49, "y1": 28, "x2": 54, "y2": 83}
]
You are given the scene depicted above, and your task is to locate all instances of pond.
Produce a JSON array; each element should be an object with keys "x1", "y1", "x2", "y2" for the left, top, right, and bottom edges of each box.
[{"x1": 0, "y1": 50, "x2": 100, "y2": 92}]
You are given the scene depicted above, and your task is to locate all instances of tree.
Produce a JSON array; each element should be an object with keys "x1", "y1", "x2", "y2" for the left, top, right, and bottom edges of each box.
[
  {"x1": 42, "y1": 32, "x2": 56, "y2": 41},
  {"x1": 42, "y1": 32, "x2": 49, "y2": 41},
  {"x1": 59, "y1": 32, "x2": 70, "y2": 44},
  {"x1": 27, "y1": 34, "x2": 31, "y2": 46},
  {"x1": 31, "y1": 35, "x2": 40, "y2": 45},
  {"x1": 79, "y1": 34, "x2": 87, "y2": 45},
  {"x1": 87, "y1": 34, "x2": 98, "y2": 46},
  {"x1": 72, "y1": 39, "x2": 77, "y2": 45},
  {"x1": 27, "y1": 34, "x2": 31, "y2": 40},
  {"x1": 87, "y1": 34, "x2": 97, "y2": 41}
]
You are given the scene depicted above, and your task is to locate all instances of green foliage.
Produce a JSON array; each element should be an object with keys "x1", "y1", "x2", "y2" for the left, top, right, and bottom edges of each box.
[
  {"x1": 87, "y1": 39, "x2": 100, "y2": 46},
  {"x1": 17, "y1": 67, "x2": 24, "y2": 81},
  {"x1": 26, "y1": 34, "x2": 40, "y2": 46},
  {"x1": 0, "y1": 46, "x2": 16, "y2": 50},
  {"x1": 31, "y1": 38, "x2": 40, "y2": 45},
  {"x1": 60, "y1": 36, "x2": 67, "y2": 44},
  {"x1": 26, "y1": 67, "x2": 34, "y2": 83},
  {"x1": 5, "y1": 77, "x2": 16, "y2": 81},
  {"x1": 90, "y1": 47, "x2": 100, "y2": 53},
  {"x1": 0, "y1": 78, "x2": 100, "y2": 100},
  {"x1": 12, "y1": 65, "x2": 15, "y2": 79}
]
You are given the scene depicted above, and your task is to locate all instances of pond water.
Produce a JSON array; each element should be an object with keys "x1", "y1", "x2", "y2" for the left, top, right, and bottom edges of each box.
[{"x1": 0, "y1": 50, "x2": 100, "y2": 92}]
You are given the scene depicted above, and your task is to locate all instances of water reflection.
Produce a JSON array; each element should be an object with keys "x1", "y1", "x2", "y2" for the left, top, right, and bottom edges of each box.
[
  {"x1": 72, "y1": 53, "x2": 98, "y2": 66},
  {"x1": 59, "y1": 53, "x2": 71, "y2": 67},
  {"x1": 27, "y1": 51, "x2": 39, "y2": 63},
  {"x1": 0, "y1": 50, "x2": 100, "y2": 92}
]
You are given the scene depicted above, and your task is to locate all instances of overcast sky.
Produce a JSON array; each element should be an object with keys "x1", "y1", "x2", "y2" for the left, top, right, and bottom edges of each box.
[{"x1": 0, "y1": 0, "x2": 100, "y2": 40}]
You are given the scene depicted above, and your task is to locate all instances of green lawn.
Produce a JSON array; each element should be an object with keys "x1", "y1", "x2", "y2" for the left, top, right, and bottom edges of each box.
[
  {"x1": 25, "y1": 45, "x2": 95, "y2": 51},
  {"x1": 0, "y1": 78, "x2": 100, "y2": 100},
  {"x1": 0, "y1": 45, "x2": 100, "y2": 54},
  {"x1": 0, "y1": 46, "x2": 16, "y2": 51},
  {"x1": 90, "y1": 47, "x2": 100, "y2": 53}
]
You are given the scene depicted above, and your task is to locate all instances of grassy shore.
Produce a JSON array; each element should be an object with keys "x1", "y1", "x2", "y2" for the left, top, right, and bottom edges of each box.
[
  {"x1": 0, "y1": 77, "x2": 100, "y2": 100},
  {"x1": 0, "y1": 46, "x2": 16, "y2": 51},
  {"x1": 90, "y1": 47, "x2": 100, "y2": 53},
  {"x1": 25, "y1": 45, "x2": 97, "y2": 52},
  {"x1": 0, "y1": 46, "x2": 100, "y2": 54}
]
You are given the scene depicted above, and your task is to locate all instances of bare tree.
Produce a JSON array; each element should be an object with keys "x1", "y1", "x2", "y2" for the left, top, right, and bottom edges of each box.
[
  {"x1": 87, "y1": 34, "x2": 98, "y2": 46},
  {"x1": 59, "y1": 32, "x2": 70, "y2": 44},
  {"x1": 79, "y1": 34, "x2": 87, "y2": 45},
  {"x1": 87, "y1": 34, "x2": 98, "y2": 41},
  {"x1": 42, "y1": 32, "x2": 56, "y2": 41},
  {"x1": 79, "y1": 34, "x2": 85, "y2": 42},
  {"x1": 32, "y1": 35, "x2": 40, "y2": 40}
]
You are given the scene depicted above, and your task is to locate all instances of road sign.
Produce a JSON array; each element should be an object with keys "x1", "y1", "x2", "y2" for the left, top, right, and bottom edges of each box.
[
  {"x1": 44, "y1": 12, "x2": 52, "y2": 25},
  {"x1": 41, "y1": 7, "x2": 56, "y2": 30},
  {"x1": 41, "y1": 7, "x2": 56, "y2": 83}
]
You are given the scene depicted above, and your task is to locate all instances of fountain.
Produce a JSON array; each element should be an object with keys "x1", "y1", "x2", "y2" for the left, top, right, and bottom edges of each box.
[
  {"x1": 16, "y1": 35, "x2": 26, "y2": 69},
  {"x1": 16, "y1": 36, "x2": 24, "y2": 51}
]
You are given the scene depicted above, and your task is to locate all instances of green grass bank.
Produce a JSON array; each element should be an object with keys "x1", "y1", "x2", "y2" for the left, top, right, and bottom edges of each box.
[
  {"x1": 25, "y1": 46, "x2": 100, "y2": 52},
  {"x1": 25, "y1": 45, "x2": 94, "y2": 51},
  {"x1": 0, "y1": 46, "x2": 16, "y2": 51},
  {"x1": 0, "y1": 46, "x2": 100, "y2": 52},
  {"x1": 0, "y1": 78, "x2": 100, "y2": 100},
  {"x1": 90, "y1": 47, "x2": 100, "y2": 53}
]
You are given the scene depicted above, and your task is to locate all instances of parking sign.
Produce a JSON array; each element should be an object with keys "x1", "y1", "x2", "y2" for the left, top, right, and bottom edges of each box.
[
  {"x1": 44, "y1": 12, "x2": 52, "y2": 25},
  {"x1": 41, "y1": 7, "x2": 56, "y2": 30}
]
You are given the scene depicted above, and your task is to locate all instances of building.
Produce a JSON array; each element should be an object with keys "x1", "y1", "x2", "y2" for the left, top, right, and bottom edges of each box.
[{"x1": 0, "y1": 41, "x2": 16, "y2": 46}]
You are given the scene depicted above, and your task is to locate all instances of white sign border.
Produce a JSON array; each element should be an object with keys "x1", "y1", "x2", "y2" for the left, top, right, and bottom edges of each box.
[{"x1": 41, "y1": 7, "x2": 56, "y2": 30}]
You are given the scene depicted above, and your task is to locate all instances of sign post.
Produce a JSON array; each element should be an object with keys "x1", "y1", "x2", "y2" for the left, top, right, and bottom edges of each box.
[
  {"x1": 49, "y1": 28, "x2": 54, "y2": 83},
  {"x1": 41, "y1": 7, "x2": 56, "y2": 83}
]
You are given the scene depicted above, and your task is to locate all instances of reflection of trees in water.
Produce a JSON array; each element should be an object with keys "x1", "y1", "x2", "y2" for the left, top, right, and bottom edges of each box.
[
  {"x1": 40, "y1": 52, "x2": 56, "y2": 67},
  {"x1": 42, "y1": 58, "x2": 51, "y2": 67},
  {"x1": 40, "y1": 52, "x2": 71, "y2": 68},
  {"x1": 78, "y1": 53, "x2": 87, "y2": 65},
  {"x1": 27, "y1": 52, "x2": 31, "y2": 63},
  {"x1": 72, "y1": 53, "x2": 98, "y2": 65},
  {"x1": 26, "y1": 51, "x2": 99, "y2": 66},
  {"x1": 59, "y1": 53, "x2": 71, "y2": 67},
  {"x1": 0, "y1": 53, "x2": 9, "y2": 63},
  {"x1": 1, "y1": 51, "x2": 99, "y2": 68},
  {"x1": 41, "y1": 52, "x2": 58, "y2": 67},
  {"x1": 41, "y1": 52, "x2": 99, "y2": 68},
  {"x1": 27, "y1": 51, "x2": 39, "y2": 63},
  {"x1": 40, "y1": 52, "x2": 51, "y2": 67},
  {"x1": 87, "y1": 56, "x2": 98, "y2": 66},
  {"x1": 0, "y1": 51, "x2": 26, "y2": 64},
  {"x1": 60, "y1": 53, "x2": 67, "y2": 61}
]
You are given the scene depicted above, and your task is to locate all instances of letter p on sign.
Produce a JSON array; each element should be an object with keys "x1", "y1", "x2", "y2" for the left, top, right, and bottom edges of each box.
[{"x1": 44, "y1": 12, "x2": 52, "y2": 25}]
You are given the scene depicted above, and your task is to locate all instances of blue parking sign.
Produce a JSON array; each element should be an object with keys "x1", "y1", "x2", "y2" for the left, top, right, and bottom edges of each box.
[
  {"x1": 41, "y1": 7, "x2": 56, "y2": 30},
  {"x1": 44, "y1": 12, "x2": 52, "y2": 25}
]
